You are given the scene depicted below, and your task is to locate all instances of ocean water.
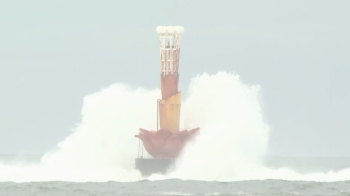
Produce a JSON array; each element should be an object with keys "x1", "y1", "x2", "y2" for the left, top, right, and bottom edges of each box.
[
  {"x1": 1, "y1": 156, "x2": 350, "y2": 196},
  {"x1": 0, "y1": 178, "x2": 350, "y2": 196},
  {"x1": 1, "y1": 72, "x2": 349, "y2": 195}
]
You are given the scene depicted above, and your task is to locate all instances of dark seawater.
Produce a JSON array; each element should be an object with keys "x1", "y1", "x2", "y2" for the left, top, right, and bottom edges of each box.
[
  {"x1": 1, "y1": 155, "x2": 350, "y2": 196},
  {"x1": 1, "y1": 179, "x2": 350, "y2": 196}
]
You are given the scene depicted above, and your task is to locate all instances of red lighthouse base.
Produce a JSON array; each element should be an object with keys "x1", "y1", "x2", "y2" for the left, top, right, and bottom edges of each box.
[{"x1": 135, "y1": 128, "x2": 199, "y2": 159}]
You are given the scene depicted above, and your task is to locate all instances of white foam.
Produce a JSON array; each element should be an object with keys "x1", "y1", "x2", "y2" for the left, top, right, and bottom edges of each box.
[
  {"x1": 0, "y1": 71, "x2": 350, "y2": 182},
  {"x1": 147, "y1": 72, "x2": 269, "y2": 181},
  {"x1": 0, "y1": 83, "x2": 159, "y2": 182}
]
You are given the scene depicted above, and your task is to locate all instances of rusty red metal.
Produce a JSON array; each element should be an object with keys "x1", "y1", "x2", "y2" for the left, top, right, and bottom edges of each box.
[
  {"x1": 134, "y1": 26, "x2": 199, "y2": 159},
  {"x1": 160, "y1": 74, "x2": 179, "y2": 99},
  {"x1": 135, "y1": 128, "x2": 199, "y2": 158}
]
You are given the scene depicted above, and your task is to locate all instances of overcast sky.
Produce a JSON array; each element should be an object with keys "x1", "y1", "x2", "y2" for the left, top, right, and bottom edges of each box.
[{"x1": 0, "y1": 0, "x2": 349, "y2": 157}]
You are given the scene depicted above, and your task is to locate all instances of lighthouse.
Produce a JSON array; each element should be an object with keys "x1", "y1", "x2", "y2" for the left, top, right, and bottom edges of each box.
[{"x1": 134, "y1": 26, "x2": 199, "y2": 175}]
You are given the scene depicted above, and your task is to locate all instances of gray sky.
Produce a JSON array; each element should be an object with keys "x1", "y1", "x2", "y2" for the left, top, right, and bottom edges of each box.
[{"x1": 0, "y1": 0, "x2": 349, "y2": 157}]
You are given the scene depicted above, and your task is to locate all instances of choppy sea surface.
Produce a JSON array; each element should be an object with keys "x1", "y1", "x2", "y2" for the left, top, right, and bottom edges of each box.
[
  {"x1": 1, "y1": 155, "x2": 350, "y2": 196},
  {"x1": 1, "y1": 179, "x2": 350, "y2": 196}
]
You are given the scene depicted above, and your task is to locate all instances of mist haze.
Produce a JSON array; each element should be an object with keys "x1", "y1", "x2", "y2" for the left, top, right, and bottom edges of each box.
[{"x1": 0, "y1": 0, "x2": 349, "y2": 158}]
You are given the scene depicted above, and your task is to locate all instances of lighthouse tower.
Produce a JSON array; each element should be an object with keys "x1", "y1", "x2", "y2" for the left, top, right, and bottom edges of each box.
[
  {"x1": 157, "y1": 26, "x2": 184, "y2": 134},
  {"x1": 134, "y1": 26, "x2": 199, "y2": 175}
]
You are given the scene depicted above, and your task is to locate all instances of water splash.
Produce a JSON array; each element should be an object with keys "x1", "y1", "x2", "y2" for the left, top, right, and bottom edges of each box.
[
  {"x1": 0, "y1": 84, "x2": 158, "y2": 182},
  {"x1": 0, "y1": 71, "x2": 349, "y2": 182},
  {"x1": 169, "y1": 72, "x2": 269, "y2": 181}
]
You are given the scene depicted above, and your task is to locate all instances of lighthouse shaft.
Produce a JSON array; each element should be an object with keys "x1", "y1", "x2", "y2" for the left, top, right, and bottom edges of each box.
[
  {"x1": 134, "y1": 26, "x2": 199, "y2": 160},
  {"x1": 157, "y1": 26, "x2": 184, "y2": 134}
]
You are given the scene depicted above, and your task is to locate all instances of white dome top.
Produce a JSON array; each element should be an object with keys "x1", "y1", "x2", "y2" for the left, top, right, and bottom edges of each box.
[
  {"x1": 157, "y1": 26, "x2": 184, "y2": 34},
  {"x1": 166, "y1": 26, "x2": 175, "y2": 34},
  {"x1": 156, "y1": 26, "x2": 166, "y2": 34},
  {"x1": 175, "y1": 26, "x2": 184, "y2": 34}
]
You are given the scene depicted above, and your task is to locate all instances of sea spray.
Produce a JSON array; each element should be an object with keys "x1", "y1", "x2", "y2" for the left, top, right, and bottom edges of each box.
[
  {"x1": 0, "y1": 84, "x2": 159, "y2": 182},
  {"x1": 162, "y1": 72, "x2": 270, "y2": 181},
  {"x1": 1, "y1": 72, "x2": 350, "y2": 182},
  {"x1": 41, "y1": 83, "x2": 159, "y2": 168}
]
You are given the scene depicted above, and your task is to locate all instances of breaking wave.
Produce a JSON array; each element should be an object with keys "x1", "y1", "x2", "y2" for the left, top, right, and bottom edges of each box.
[{"x1": 0, "y1": 71, "x2": 349, "y2": 182}]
